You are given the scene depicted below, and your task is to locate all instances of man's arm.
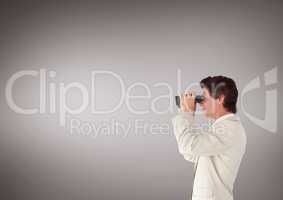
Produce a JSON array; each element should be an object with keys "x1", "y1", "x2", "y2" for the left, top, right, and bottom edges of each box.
[{"x1": 172, "y1": 112, "x2": 233, "y2": 158}]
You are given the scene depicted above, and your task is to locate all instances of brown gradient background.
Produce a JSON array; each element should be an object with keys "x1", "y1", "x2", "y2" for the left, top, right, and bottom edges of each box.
[{"x1": 0, "y1": 1, "x2": 282, "y2": 200}]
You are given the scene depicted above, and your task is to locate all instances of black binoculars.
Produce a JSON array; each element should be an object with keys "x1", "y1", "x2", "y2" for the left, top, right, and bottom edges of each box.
[{"x1": 175, "y1": 95, "x2": 205, "y2": 108}]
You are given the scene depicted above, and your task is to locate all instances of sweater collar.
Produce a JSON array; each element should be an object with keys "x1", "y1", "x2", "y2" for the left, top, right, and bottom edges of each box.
[{"x1": 213, "y1": 113, "x2": 236, "y2": 125}]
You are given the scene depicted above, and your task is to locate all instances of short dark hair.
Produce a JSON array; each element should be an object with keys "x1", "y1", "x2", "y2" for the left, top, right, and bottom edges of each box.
[{"x1": 200, "y1": 76, "x2": 238, "y2": 113}]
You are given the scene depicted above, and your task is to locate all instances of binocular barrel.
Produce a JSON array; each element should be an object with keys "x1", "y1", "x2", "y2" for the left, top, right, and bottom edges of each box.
[{"x1": 175, "y1": 95, "x2": 204, "y2": 108}]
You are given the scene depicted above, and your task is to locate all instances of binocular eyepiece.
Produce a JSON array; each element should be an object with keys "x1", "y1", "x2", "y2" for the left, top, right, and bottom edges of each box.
[{"x1": 175, "y1": 95, "x2": 205, "y2": 108}]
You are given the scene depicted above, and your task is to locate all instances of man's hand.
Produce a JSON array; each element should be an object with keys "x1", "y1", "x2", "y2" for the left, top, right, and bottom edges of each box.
[{"x1": 180, "y1": 91, "x2": 196, "y2": 113}]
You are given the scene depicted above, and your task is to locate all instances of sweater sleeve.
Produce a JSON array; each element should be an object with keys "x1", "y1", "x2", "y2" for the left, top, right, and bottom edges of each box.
[{"x1": 172, "y1": 112, "x2": 233, "y2": 158}]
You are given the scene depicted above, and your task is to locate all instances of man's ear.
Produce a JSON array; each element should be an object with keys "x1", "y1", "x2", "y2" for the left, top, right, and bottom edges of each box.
[{"x1": 219, "y1": 94, "x2": 225, "y2": 105}]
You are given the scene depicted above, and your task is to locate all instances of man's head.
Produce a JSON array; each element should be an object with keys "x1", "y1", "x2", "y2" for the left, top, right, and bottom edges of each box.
[{"x1": 199, "y1": 76, "x2": 238, "y2": 119}]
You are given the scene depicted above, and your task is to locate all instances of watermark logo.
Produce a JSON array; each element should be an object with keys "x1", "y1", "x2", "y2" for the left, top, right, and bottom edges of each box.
[
  {"x1": 241, "y1": 67, "x2": 278, "y2": 133},
  {"x1": 5, "y1": 67, "x2": 278, "y2": 135}
]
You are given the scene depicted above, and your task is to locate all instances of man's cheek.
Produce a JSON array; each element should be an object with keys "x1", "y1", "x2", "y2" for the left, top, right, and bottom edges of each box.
[{"x1": 200, "y1": 104, "x2": 207, "y2": 112}]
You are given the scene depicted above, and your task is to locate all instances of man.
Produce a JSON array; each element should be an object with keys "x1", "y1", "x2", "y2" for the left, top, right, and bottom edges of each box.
[{"x1": 172, "y1": 76, "x2": 247, "y2": 200}]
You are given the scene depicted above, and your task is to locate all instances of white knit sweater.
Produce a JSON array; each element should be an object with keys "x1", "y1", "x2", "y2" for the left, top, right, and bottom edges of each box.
[{"x1": 172, "y1": 112, "x2": 247, "y2": 200}]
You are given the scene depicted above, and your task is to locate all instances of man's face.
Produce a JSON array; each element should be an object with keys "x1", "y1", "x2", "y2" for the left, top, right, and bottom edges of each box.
[{"x1": 199, "y1": 88, "x2": 219, "y2": 118}]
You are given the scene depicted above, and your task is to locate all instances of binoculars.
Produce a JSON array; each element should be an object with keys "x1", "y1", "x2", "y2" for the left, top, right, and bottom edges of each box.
[{"x1": 175, "y1": 95, "x2": 205, "y2": 108}]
